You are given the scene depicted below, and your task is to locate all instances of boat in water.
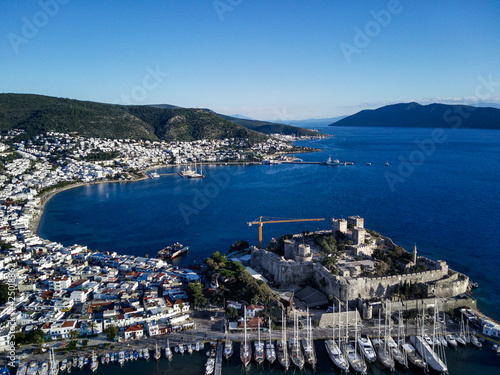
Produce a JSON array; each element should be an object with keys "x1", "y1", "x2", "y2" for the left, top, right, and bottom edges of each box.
[
  {"x1": 157, "y1": 242, "x2": 189, "y2": 260},
  {"x1": 446, "y1": 334, "x2": 458, "y2": 348},
  {"x1": 90, "y1": 351, "x2": 98, "y2": 373},
  {"x1": 38, "y1": 361, "x2": 48, "y2": 375},
  {"x1": 301, "y1": 308, "x2": 317, "y2": 368},
  {"x1": 165, "y1": 340, "x2": 173, "y2": 360},
  {"x1": 410, "y1": 335, "x2": 447, "y2": 373},
  {"x1": 17, "y1": 363, "x2": 28, "y2": 375},
  {"x1": 357, "y1": 334, "x2": 377, "y2": 363},
  {"x1": 325, "y1": 156, "x2": 340, "y2": 166},
  {"x1": 26, "y1": 362, "x2": 38, "y2": 375},
  {"x1": 240, "y1": 307, "x2": 252, "y2": 368},
  {"x1": 276, "y1": 310, "x2": 290, "y2": 371},
  {"x1": 179, "y1": 163, "x2": 205, "y2": 178},
  {"x1": 347, "y1": 309, "x2": 367, "y2": 374},
  {"x1": 471, "y1": 334, "x2": 482, "y2": 348},
  {"x1": 289, "y1": 310, "x2": 305, "y2": 370},
  {"x1": 265, "y1": 318, "x2": 276, "y2": 365},
  {"x1": 155, "y1": 343, "x2": 161, "y2": 360},
  {"x1": 224, "y1": 339, "x2": 233, "y2": 360},
  {"x1": 402, "y1": 342, "x2": 428, "y2": 372}
]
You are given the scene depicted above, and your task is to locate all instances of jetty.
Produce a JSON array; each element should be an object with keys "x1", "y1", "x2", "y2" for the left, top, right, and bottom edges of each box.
[{"x1": 214, "y1": 342, "x2": 223, "y2": 375}]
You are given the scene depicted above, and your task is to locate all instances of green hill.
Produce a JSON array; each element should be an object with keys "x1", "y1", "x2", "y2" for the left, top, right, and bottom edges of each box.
[
  {"x1": 0, "y1": 94, "x2": 268, "y2": 143},
  {"x1": 330, "y1": 102, "x2": 500, "y2": 129}
]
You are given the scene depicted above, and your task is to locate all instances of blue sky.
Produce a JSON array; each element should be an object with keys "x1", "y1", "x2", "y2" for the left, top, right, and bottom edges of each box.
[{"x1": 1, "y1": 0, "x2": 499, "y2": 120}]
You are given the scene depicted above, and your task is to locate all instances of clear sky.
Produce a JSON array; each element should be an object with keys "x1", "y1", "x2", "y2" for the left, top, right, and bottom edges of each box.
[{"x1": 1, "y1": 0, "x2": 499, "y2": 120}]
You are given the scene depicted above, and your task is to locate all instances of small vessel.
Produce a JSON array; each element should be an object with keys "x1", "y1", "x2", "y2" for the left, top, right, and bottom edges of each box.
[
  {"x1": 38, "y1": 361, "x2": 48, "y2": 375},
  {"x1": 77, "y1": 358, "x2": 84, "y2": 371},
  {"x1": 90, "y1": 351, "x2": 98, "y2": 373},
  {"x1": 124, "y1": 351, "x2": 130, "y2": 362},
  {"x1": 454, "y1": 332, "x2": 466, "y2": 345},
  {"x1": 240, "y1": 307, "x2": 252, "y2": 368},
  {"x1": 325, "y1": 156, "x2": 340, "y2": 166},
  {"x1": 157, "y1": 242, "x2": 189, "y2": 260},
  {"x1": 59, "y1": 360, "x2": 66, "y2": 373},
  {"x1": 155, "y1": 343, "x2": 161, "y2": 360},
  {"x1": 385, "y1": 162, "x2": 390, "y2": 166},
  {"x1": 143, "y1": 348, "x2": 150, "y2": 360},
  {"x1": 446, "y1": 334, "x2": 458, "y2": 348},
  {"x1": 367, "y1": 162, "x2": 371, "y2": 165},
  {"x1": 301, "y1": 308, "x2": 317, "y2": 368},
  {"x1": 105, "y1": 353, "x2": 110, "y2": 364},
  {"x1": 72, "y1": 358, "x2": 78, "y2": 368},
  {"x1": 118, "y1": 352, "x2": 125, "y2": 366},
  {"x1": 27, "y1": 362, "x2": 38, "y2": 375},
  {"x1": 165, "y1": 340, "x2": 173, "y2": 360},
  {"x1": 357, "y1": 334, "x2": 376, "y2": 363},
  {"x1": 149, "y1": 172, "x2": 160, "y2": 179},
  {"x1": 471, "y1": 334, "x2": 482, "y2": 348},
  {"x1": 178, "y1": 344, "x2": 185, "y2": 355},
  {"x1": 224, "y1": 336, "x2": 233, "y2": 360},
  {"x1": 18, "y1": 363, "x2": 28, "y2": 375},
  {"x1": 265, "y1": 318, "x2": 276, "y2": 365},
  {"x1": 204, "y1": 357, "x2": 215, "y2": 375},
  {"x1": 110, "y1": 353, "x2": 115, "y2": 363},
  {"x1": 492, "y1": 344, "x2": 500, "y2": 353},
  {"x1": 276, "y1": 309, "x2": 290, "y2": 371},
  {"x1": 254, "y1": 320, "x2": 265, "y2": 365}
]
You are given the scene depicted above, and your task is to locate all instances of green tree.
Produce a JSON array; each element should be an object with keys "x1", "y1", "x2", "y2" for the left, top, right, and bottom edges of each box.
[
  {"x1": 187, "y1": 282, "x2": 207, "y2": 309},
  {"x1": 0, "y1": 282, "x2": 9, "y2": 305},
  {"x1": 226, "y1": 306, "x2": 239, "y2": 320},
  {"x1": 104, "y1": 325, "x2": 118, "y2": 341}
]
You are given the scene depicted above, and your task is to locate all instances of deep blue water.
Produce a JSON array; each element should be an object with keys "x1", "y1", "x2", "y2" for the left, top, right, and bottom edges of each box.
[{"x1": 38, "y1": 127, "x2": 500, "y2": 324}]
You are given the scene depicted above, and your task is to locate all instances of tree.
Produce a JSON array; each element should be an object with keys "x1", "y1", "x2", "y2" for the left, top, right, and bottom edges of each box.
[
  {"x1": 69, "y1": 330, "x2": 79, "y2": 340},
  {"x1": 226, "y1": 306, "x2": 239, "y2": 320},
  {"x1": 87, "y1": 321, "x2": 97, "y2": 335},
  {"x1": 187, "y1": 282, "x2": 207, "y2": 309},
  {"x1": 0, "y1": 282, "x2": 9, "y2": 305},
  {"x1": 104, "y1": 325, "x2": 118, "y2": 341}
]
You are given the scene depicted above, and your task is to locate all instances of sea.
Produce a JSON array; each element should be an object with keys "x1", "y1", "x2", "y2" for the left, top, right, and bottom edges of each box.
[{"x1": 38, "y1": 126, "x2": 500, "y2": 374}]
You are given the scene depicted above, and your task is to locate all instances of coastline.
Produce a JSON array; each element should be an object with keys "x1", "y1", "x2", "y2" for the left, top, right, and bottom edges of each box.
[{"x1": 29, "y1": 164, "x2": 165, "y2": 236}]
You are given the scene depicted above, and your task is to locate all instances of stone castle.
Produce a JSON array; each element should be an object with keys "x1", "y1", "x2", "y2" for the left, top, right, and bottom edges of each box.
[{"x1": 251, "y1": 215, "x2": 469, "y2": 306}]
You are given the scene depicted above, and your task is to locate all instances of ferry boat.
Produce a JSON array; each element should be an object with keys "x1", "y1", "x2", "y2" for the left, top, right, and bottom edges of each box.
[{"x1": 157, "y1": 242, "x2": 189, "y2": 260}]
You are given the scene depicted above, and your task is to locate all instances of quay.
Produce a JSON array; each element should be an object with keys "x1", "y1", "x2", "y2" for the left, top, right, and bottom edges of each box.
[{"x1": 215, "y1": 342, "x2": 223, "y2": 375}]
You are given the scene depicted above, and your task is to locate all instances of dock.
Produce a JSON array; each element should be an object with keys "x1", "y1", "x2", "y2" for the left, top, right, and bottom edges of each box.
[{"x1": 214, "y1": 342, "x2": 223, "y2": 375}]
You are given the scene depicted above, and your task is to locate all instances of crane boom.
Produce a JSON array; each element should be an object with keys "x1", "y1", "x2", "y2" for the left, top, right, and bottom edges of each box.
[{"x1": 247, "y1": 216, "x2": 325, "y2": 248}]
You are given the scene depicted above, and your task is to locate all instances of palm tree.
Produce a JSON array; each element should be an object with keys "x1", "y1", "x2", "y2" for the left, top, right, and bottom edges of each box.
[{"x1": 88, "y1": 321, "x2": 97, "y2": 335}]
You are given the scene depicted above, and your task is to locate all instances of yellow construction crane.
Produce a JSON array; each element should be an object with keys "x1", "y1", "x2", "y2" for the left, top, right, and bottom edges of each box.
[{"x1": 247, "y1": 216, "x2": 325, "y2": 248}]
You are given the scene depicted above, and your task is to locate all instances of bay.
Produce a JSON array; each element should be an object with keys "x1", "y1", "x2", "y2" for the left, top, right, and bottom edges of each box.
[{"x1": 38, "y1": 126, "x2": 500, "y2": 324}]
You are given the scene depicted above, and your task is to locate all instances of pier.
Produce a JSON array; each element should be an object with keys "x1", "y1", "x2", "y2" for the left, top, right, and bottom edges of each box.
[{"x1": 215, "y1": 342, "x2": 223, "y2": 375}]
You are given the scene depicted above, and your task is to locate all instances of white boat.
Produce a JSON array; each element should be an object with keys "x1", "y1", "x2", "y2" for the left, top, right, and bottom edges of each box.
[
  {"x1": 143, "y1": 348, "x2": 150, "y2": 360},
  {"x1": 149, "y1": 172, "x2": 160, "y2": 179},
  {"x1": 301, "y1": 308, "x2": 317, "y2": 368},
  {"x1": 49, "y1": 349, "x2": 59, "y2": 375},
  {"x1": 18, "y1": 363, "x2": 28, "y2": 375},
  {"x1": 118, "y1": 352, "x2": 124, "y2": 366},
  {"x1": 90, "y1": 351, "x2": 98, "y2": 373},
  {"x1": 165, "y1": 340, "x2": 173, "y2": 360},
  {"x1": 195, "y1": 342, "x2": 201, "y2": 352},
  {"x1": 38, "y1": 361, "x2": 48, "y2": 375},
  {"x1": 471, "y1": 334, "x2": 482, "y2": 348},
  {"x1": 289, "y1": 310, "x2": 304, "y2": 370},
  {"x1": 204, "y1": 357, "x2": 215, "y2": 375},
  {"x1": 265, "y1": 318, "x2": 276, "y2": 365},
  {"x1": 240, "y1": 306, "x2": 252, "y2": 367},
  {"x1": 276, "y1": 309, "x2": 290, "y2": 371},
  {"x1": 59, "y1": 360, "x2": 66, "y2": 373},
  {"x1": 179, "y1": 163, "x2": 205, "y2": 178},
  {"x1": 357, "y1": 335, "x2": 376, "y2": 363},
  {"x1": 155, "y1": 343, "x2": 161, "y2": 360},
  {"x1": 224, "y1": 338, "x2": 233, "y2": 360},
  {"x1": 325, "y1": 156, "x2": 340, "y2": 166},
  {"x1": 446, "y1": 334, "x2": 458, "y2": 348},
  {"x1": 410, "y1": 336, "x2": 447, "y2": 373},
  {"x1": 347, "y1": 308, "x2": 367, "y2": 374},
  {"x1": 26, "y1": 362, "x2": 38, "y2": 375},
  {"x1": 325, "y1": 301, "x2": 349, "y2": 372},
  {"x1": 454, "y1": 332, "x2": 466, "y2": 345}
]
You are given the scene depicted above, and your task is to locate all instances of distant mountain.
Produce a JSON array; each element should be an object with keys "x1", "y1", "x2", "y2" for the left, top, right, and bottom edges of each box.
[
  {"x1": 284, "y1": 116, "x2": 347, "y2": 128},
  {"x1": 0, "y1": 94, "x2": 267, "y2": 143},
  {"x1": 217, "y1": 114, "x2": 319, "y2": 136},
  {"x1": 330, "y1": 102, "x2": 500, "y2": 129}
]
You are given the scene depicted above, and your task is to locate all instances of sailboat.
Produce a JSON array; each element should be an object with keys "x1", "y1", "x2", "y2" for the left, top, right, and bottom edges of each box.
[
  {"x1": 346, "y1": 308, "x2": 367, "y2": 374},
  {"x1": 288, "y1": 310, "x2": 305, "y2": 369},
  {"x1": 276, "y1": 309, "x2": 290, "y2": 371},
  {"x1": 224, "y1": 330, "x2": 233, "y2": 360},
  {"x1": 155, "y1": 343, "x2": 161, "y2": 360},
  {"x1": 48, "y1": 349, "x2": 59, "y2": 375},
  {"x1": 254, "y1": 319, "x2": 265, "y2": 365},
  {"x1": 325, "y1": 301, "x2": 349, "y2": 372},
  {"x1": 372, "y1": 307, "x2": 395, "y2": 371},
  {"x1": 388, "y1": 301, "x2": 408, "y2": 368},
  {"x1": 265, "y1": 317, "x2": 276, "y2": 365},
  {"x1": 90, "y1": 350, "x2": 98, "y2": 373},
  {"x1": 301, "y1": 308, "x2": 317, "y2": 368},
  {"x1": 455, "y1": 311, "x2": 467, "y2": 345},
  {"x1": 165, "y1": 339, "x2": 173, "y2": 360},
  {"x1": 180, "y1": 162, "x2": 205, "y2": 178},
  {"x1": 240, "y1": 306, "x2": 252, "y2": 367}
]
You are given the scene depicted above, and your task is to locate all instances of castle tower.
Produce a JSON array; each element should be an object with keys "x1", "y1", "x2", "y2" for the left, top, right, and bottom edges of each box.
[{"x1": 413, "y1": 243, "x2": 417, "y2": 264}]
